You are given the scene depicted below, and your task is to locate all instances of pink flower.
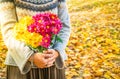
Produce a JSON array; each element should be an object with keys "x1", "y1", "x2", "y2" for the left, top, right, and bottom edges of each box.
[
  {"x1": 35, "y1": 23, "x2": 45, "y2": 33},
  {"x1": 27, "y1": 24, "x2": 36, "y2": 33},
  {"x1": 52, "y1": 23, "x2": 62, "y2": 34},
  {"x1": 39, "y1": 34, "x2": 51, "y2": 48}
]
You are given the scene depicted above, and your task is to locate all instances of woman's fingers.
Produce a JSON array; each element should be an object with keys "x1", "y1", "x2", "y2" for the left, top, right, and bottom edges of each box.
[
  {"x1": 33, "y1": 49, "x2": 59, "y2": 68},
  {"x1": 45, "y1": 58, "x2": 55, "y2": 68},
  {"x1": 33, "y1": 53, "x2": 50, "y2": 68},
  {"x1": 42, "y1": 53, "x2": 53, "y2": 58}
]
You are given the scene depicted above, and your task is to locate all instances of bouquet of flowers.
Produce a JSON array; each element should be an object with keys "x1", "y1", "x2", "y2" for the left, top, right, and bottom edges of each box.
[{"x1": 13, "y1": 12, "x2": 62, "y2": 52}]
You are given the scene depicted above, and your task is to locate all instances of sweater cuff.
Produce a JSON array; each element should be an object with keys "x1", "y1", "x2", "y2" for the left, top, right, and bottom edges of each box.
[
  {"x1": 19, "y1": 51, "x2": 34, "y2": 74},
  {"x1": 53, "y1": 48, "x2": 65, "y2": 69}
]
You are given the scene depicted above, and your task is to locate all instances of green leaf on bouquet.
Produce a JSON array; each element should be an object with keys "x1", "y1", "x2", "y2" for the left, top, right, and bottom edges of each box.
[{"x1": 56, "y1": 35, "x2": 63, "y2": 43}]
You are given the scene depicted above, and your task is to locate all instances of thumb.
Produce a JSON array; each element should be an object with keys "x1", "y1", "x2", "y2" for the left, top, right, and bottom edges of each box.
[
  {"x1": 47, "y1": 49, "x2": 54, "y2": 53},
  {"x1": 42, "y1": 53, "x2": 53, "y2": 58}
]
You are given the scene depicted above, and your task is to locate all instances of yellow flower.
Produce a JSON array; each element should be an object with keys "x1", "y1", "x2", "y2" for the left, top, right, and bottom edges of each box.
[{"x1": 13, "y1": 16, "x2": 42, "y2": 48}]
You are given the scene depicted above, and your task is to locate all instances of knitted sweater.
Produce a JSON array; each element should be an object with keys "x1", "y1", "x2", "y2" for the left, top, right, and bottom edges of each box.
[{"x1": 0, "y1": 0, "x2": 71, "y2": 74}]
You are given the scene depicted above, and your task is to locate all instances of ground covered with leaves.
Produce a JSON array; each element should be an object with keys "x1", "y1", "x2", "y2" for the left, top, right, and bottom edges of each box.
[
  {"x1": 65, "y1": 0, "x2": 120, "y2": 79},
  {"x1": 0, "y1": 0, "x2": 120, "y2": 79},
  {"x1": 0, "y1": 33, "x2": 7, "y2": 78}
]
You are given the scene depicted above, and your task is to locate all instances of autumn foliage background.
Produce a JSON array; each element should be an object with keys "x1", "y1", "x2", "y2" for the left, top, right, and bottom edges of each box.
[{"x1": 0, "y1": 0, "x2": 120, "y2": 79}]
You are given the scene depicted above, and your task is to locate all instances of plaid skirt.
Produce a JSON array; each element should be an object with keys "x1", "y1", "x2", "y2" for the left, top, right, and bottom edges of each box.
[{"x1": 6, "y1": 65, "x2": 66, "y2": 79}]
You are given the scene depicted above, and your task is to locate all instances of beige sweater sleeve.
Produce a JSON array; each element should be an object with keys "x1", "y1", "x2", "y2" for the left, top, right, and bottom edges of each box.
[{"x1": 0, "y1": 2, "x2": 34, "y2": 74}]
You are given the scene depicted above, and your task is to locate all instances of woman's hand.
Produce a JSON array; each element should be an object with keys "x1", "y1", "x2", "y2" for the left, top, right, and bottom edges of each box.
[
  {"x1": 43, "y1": 49, "x2": 59, "y2": 67},
  {"x1": 29, "y1": 49, "x2": 59, "y2": 68},
  {"x1": 29, "y1": 53, "x2": 49, "y2": 68}
]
